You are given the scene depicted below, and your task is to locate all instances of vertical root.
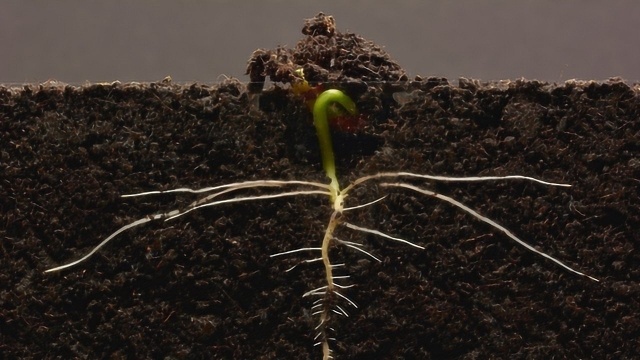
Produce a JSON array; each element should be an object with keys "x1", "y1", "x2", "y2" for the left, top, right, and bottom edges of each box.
[
  {"x1": 321, "y1": 210, "x2": 341, "y2": 293},
  {"x1": 318, "y1": 209, "x2": 341, "y2": 360}
]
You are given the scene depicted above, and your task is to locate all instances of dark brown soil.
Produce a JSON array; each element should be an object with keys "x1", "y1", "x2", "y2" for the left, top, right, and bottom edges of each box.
[{"x1": 2, "y1": 13, "x2": 639, "y2": 360}]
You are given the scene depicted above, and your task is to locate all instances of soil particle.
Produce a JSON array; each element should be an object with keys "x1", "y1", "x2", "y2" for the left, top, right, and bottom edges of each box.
[{"x1": 246, "y1": 12, "x2": 407, "y2": 92}]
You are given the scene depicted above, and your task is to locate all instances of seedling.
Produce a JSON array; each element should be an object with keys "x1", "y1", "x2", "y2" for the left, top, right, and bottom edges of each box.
[{"x1": 46, "y1": 86, "x2": 598, "y2": 360}]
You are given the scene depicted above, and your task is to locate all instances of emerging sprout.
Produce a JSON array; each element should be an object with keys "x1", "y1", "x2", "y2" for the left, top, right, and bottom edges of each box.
[{"x1": 312, "y1": 89, "x2": 357, "y2": 201}]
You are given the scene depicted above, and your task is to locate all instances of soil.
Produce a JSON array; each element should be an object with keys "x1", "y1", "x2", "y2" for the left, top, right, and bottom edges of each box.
[{"x1": 1, "y1": 13, "x2": 639, "y2": 360}]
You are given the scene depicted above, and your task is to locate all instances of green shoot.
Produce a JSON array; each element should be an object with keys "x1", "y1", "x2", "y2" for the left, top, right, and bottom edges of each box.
[{"x1": 312, "y1": 89, "x2": 357, "y2": 201}]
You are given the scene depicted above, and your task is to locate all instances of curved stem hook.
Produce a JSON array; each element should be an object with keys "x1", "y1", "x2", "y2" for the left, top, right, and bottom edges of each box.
[{"x1": 312, "y1": 89, "x2": 357, "y2": 200}]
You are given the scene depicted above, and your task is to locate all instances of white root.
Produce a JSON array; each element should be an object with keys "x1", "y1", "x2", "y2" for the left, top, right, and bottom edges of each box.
[
  {"x1": 380, "y1": 182, "x2": 599, "y2": 282},
  {"x1": 45, "y1": 181, "x2": 330, "y2": 273},
  {"x1": 270, "y1": 247, "x2": 322, "y2": 258},
  {"x1": 45, "y1": 214, "x2": 167, "y2": 273},
  {"x1": 168, "y1": 190, "x2": 328, "y2": 221},
  {"x1": 332, "y1": 237, "x2": 381, "y2": 262},
  {"x1": 345, "y1": 171, "x2": 571, "y2": 191},
  {"x1": 122, "y1": 179, "x2": 331, "y2": 197},
  {"x1": 341, "y1": 195, "x2": 387, "y2": 211},
  {"x1": 342, "y1": 222, "x2": 425, "y2": 249}
]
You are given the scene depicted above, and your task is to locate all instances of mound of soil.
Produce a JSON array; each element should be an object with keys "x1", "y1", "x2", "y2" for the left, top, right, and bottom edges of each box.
[{"x1": 1, "y1": 13, "x2": 639, "y2": 359}]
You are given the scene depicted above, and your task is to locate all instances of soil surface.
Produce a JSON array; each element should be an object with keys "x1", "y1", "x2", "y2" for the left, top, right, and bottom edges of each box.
[{"x1": 2, "y1": 13, "x2": 639, "y2": 360}]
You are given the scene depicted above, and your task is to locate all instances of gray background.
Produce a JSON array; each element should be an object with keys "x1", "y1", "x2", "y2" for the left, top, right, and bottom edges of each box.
[{"x1": 2, "y1": 0, "x2": 639, "y2": 84}]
